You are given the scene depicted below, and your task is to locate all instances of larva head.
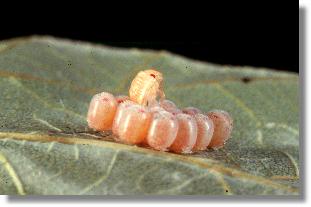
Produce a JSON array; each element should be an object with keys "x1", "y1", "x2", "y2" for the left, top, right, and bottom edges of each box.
[
  {"x1": 143, "y1": 69, "x2": 163, "y2": 84},
  {"x1": 129, "y1": 68, "x2": 165, "y2": 106},
  {"x1": 115, "y1": 95, "x2": 130, "y2": 104}
]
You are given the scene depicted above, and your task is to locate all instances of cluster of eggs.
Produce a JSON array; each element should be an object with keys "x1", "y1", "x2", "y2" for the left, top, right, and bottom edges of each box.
[{"x1": 87, "y1": 69, "x2": 233, "y2": 154}]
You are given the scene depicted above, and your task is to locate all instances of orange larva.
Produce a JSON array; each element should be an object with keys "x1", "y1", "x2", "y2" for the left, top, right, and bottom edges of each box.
[
  {"x1": 129, "y1": 69, "x2": 165, "y2": 106},
  {"x1": 87, "y1": 69, "x2": 233, "y2": 153}
]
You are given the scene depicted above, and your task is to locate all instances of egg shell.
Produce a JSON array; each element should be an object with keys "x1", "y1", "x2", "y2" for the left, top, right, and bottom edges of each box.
[
  {"x1": 169, "y1": 113, "x2": 198, "y2": 153},
  {"x1": 147, "y1": 110, "x2": 179, "y2": 151},
  {"x1": 207, "y1": 110, "x2": 233, "y2": 149},
  {"x1": 112, "y1": 102, "x2": 152, "y2": 144},
  {"x1": 87, "y1": 92, "x2": 118, "y2": 131}
]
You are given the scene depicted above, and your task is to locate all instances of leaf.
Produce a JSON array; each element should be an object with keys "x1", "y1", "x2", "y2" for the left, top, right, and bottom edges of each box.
[{"x1": 0, "y1": 36, "x2": 299, "y2": 195}]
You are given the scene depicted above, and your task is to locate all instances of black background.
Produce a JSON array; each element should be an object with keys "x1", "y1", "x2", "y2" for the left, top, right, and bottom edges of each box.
[{"x1": 0, "y1": 2, "x2": 297, "y2": 73}]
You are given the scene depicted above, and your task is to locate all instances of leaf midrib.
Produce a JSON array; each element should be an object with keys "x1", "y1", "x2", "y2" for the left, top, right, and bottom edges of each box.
[{"x1": 0, "y1": 131, "x2": 299, "y2": 193}]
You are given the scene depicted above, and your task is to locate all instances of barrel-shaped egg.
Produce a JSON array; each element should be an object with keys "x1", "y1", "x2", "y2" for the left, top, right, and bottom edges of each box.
[
  {"x1": 207, "y1": 110, "x2": 233, "y2": 149},
  {"x1": 87, "y1": 92, "x2": 118, "y2": 131},
  {"x1": 112, "y1": 102, "x2": 152, "y2": 144},
  {"x1": 160, "y1": 99, "x2": 182, "y2": 115},
  {"x1": 182, "y1": 107, "x2": 202, "y2": 116},
  {"x1": 146, "y1": 109, "x2": 179, "y2": 151},
  {"x1": 192, "y1": 113, "x2": 214, "y2": 151},
  {"x1": 169, "y1": 113, "x2": 198, "y2": 153}
]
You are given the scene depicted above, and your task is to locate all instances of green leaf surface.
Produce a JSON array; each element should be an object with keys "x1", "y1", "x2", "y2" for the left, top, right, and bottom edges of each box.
[{"x1": 0, "y1": 36, "x2": 299, "y2": 195}]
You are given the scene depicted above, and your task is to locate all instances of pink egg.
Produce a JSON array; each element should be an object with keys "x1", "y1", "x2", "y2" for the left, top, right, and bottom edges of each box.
[
  {"x1": 182, "y1": 107, "x2": 202, "y2": 116},
  {"x1": 149, "y1": 105, "x2": 165, "y2": 113},
  {"x1": 159, "y1": 99, "x2": 182, "y2": 115},
  {"x1": 87, "y1": 92, "x2": 118, "y2": 131},
  {"x1": 192, "y1": 114, "x2": 214, "y2": 151},
  {"x1": 112, "y1": 102, "x2": 152, "y2": 144},
  {"x1": 146, "y1": 110, "x2": 179, "y2": 151},
  {"x1": 169, "y1": 113, "x2": 198, "y2": 154},
  {"x1": 207, "y1": 110, "x2": 233, "y2": 149},
  {"x1": 112, "y1": 100, "x2": 135, "y2": 136}
]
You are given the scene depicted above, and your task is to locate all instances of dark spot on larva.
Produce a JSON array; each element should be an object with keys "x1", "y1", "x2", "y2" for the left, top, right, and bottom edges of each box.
[
  {"x1": 225, "y1": 190, "x2": 228, "y2": 193},
  {"x1": 117, "y1": 100, "x2": 124, "y2": 103},
  {"x1": 241, "y1": 77, "x2": 252, "y2": 83},
  {"x1": 211, "y1": 114, "x2": 219, "y2": 119},
  {"x1": 150, "y1": 74, "x2": 156, "y2": 78}
]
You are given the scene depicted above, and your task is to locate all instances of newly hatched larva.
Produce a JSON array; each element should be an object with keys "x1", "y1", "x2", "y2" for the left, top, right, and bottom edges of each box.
[
  {"x1": 86, "y1": 69, "x2": 233, "y2": 154},
  {"x1": 129, "y1": 69, "x2": 165, "y2": 106}
]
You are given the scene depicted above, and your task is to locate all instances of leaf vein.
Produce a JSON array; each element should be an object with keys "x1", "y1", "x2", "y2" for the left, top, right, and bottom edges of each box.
[
  {"x1": 212, "y1": 83, "x2": 262, "y2": 127},
  {"x1": 79, "y1": 150, "x2": 119, "y2": 195},
  {"x1": 7, "y1": 78, "x2": 86, "y2": 121},
  {"x1": 33, "y1": 114, "x2": 62, "y2": 132},
  {"x1": 0, "y1": 151, "x2": 26, "y2": 195}
]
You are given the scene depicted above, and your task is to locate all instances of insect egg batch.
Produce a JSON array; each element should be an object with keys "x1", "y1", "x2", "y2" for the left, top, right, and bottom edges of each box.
[{"x1": 87, "y1": 69, "x2": 233, "y2": 154}]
